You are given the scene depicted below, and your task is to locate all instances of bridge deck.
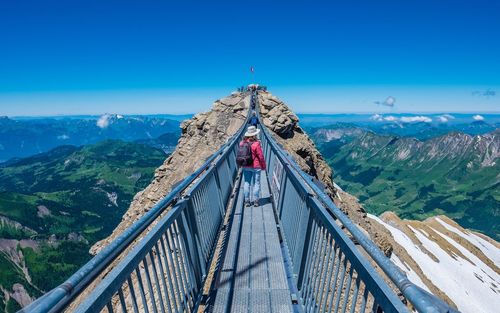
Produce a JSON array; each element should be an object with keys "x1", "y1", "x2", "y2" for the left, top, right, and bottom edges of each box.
[{"x1": 211, "y1": 171, "x2": 294, "y2": 312}]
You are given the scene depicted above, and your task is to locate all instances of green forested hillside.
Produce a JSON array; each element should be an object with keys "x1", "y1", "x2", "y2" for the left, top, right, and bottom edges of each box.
[
  {"x1": 316, "y1": 129, "x2": 500, "y2": 240},
  {"x1": 0, "y1": 140, "x2": 166, "y2": 311}
]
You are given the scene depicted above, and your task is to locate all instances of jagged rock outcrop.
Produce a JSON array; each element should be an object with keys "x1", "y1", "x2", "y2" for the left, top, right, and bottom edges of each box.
[
  {"x1": 0, "y1": 239, "x2": 37, "y2": 285},
  {"x1": 1, "y1": 284, "x2": 34, "y2": 311},
  {"x1": 257, "y1": 90, "x2": 394, "y2": 256},
  {"x1": 10, "y1": 283, "x2": 33, "y2": 307},
  {"x1": 0, "y1": 216, "x2": 37, "y2": 236},
  {"x1": 91, "y1": 92, "x2": 250, "y2": 254}
]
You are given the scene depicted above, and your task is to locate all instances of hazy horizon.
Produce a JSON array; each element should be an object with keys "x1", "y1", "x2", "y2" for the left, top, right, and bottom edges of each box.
[
  {"x1": 5, "y1": 112, "x2": 500, "y2": 118},
  {"x1": 1, "y1": 85, "x2": 499, "y2": 116}
]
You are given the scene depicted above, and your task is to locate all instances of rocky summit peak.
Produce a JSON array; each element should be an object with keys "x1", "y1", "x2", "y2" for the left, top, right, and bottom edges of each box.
[
  {"x1": 91, "y1": 89, "x2": 394, "y2": 261},
  {"x1": 91, "y1": 91, "x2": 250, "y2": 254}
]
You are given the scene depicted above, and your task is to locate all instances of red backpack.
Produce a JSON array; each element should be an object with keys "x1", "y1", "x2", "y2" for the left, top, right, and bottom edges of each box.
[{"x1": 236, "y1": 141, "x2": 253, "y2": 166}]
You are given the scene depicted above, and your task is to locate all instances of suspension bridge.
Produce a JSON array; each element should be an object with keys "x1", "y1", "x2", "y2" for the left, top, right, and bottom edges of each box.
[{"x1": 21, "y1": 91, "x2": 458, "y2": 313}]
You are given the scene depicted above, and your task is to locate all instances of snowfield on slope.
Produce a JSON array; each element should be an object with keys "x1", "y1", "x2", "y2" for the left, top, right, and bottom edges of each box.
[{"x1": 369, "y1": 214, "x2": 500, "y2": 313}]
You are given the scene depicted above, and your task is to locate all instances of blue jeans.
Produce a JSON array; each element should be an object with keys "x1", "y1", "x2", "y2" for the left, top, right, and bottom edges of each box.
[{"x1": 242, "y1": 168, "x2": 261, "y2": 202}]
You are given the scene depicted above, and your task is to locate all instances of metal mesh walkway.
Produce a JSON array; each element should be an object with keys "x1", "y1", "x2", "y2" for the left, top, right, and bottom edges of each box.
[{"x1": 211, "y1": 171, "x2": 293, "y2": 312}]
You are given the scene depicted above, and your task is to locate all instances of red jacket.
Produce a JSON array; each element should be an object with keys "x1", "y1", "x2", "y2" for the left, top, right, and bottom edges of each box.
[{"x1": 240, "y1": 139, "x2": 266, "y2": 170}]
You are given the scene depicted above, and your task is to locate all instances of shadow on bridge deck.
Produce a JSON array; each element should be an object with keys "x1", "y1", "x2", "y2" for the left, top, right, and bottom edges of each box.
[{"x1": 209, "y1": 171, "x2": 295, "y2": 313}]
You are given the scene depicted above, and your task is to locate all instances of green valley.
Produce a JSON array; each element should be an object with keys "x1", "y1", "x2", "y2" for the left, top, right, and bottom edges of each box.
[
  {"x1": 0, "y1": 140, "x2": 167, "y2": 311},
  {"x1": 313, "y1": 128, "x2": 500, "y2": 241}
]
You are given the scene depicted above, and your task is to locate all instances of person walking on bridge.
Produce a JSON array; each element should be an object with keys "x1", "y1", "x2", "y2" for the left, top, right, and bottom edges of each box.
[
  {"x1": 248, "y1": 111, "x2": 259, "y2": 127},
  {"x1": 237, "y1": 125, "x2": 267, "y2": 207}
]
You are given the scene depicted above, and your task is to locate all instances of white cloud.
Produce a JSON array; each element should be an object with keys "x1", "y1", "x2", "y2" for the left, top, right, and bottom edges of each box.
[
  {"x1": 97, "y1": 114, "x2": 112, "y2": 128},
  {"x1": 370, "y1": 114, "x2": 431, "y2": 123},
  {"x1": 400, "y1": 116, "x2": 432, "y2": 123},
  {"x1": 57, "y1": 134, "x2": 70, "y2": 140},
  {"x1": 370, "y1": 114, "x2": 398, "y2": 122},
  {"x1": 374, "y1": 96, "x2": 396, "y2": 107},
  {"x1": 473, "y1": 114, "x2": 485, "y2": 121},
  {"x1": 438, "y1": 114, "x2": 455, "y2": 122}
]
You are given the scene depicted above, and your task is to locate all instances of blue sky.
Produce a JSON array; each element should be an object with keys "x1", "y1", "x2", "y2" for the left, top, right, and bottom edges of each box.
[{"x1": 0, "y1": 0, "x2": 499, "y2": 115}]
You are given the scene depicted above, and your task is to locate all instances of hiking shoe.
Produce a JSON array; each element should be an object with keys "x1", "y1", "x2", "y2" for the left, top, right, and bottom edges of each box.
[
  {"x1": 253, "y1": 200, "x2": 259, "y2": 207},
  {"x1": 244, "y1": 201, "x2": 251, "y2": 207}
]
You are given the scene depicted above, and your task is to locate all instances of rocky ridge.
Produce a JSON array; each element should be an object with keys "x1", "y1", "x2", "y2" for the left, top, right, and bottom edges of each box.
[
  {"x1": 91, "y1": 92, "x2": 250, "y2": 254},
  {"x1": 345, "y1": 128, "x2": 499, "y2": 168},
  {"x1": 257, "y1": 90, "x2": 394, "y2": 256},
  {"x1": 91, "y1": 88, "x2": 395, "y2": 274}
]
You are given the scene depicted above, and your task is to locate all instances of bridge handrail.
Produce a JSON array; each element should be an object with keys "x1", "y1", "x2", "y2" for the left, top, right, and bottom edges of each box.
[
  {"x1": 256, "y1": 93, "x2": 459, "y2": 313},
  {"x1": 21, "y1": 93, "x2": 251, "y2": 313}
]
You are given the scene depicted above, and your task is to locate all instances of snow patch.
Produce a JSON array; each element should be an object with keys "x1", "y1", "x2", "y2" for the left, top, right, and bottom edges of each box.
[
  {"x1": 411, "y1": 226, "x2": 500, "y2": 313},
  {"x1": 435, "y1": 218, "x2": 500, "y2": 266},
  {"x1": 370, "y1": 214, "x2": 500, "y2": 313},
  {"x1": 391, "y1": 254, "x2": 431, "y2": 293}
]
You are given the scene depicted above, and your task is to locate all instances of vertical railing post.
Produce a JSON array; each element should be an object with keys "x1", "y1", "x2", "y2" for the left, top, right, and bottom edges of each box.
[
  {"x1": 290, "y1": 194, "x2": 311, "y2": 283},
  {"x1": 212, "y1": 168, "x2": 226, "y2": 218},
  {"x1": 184, "y1": 198, "x2": 208, "y2": 280},
  {"x1": 296, "y1": 196, "x2": 315, "y2": 288},
  {"x1": 276, "y1": 169, "x2": 288, "y2": 219}
]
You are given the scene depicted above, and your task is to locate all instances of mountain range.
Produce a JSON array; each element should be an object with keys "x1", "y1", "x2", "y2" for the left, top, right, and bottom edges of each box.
[
  {"x1": 310, "y1": 124, "x2": 499, "y2": 240},
  {"x1": 0, "y1": 114, "x2": 180, "y2": 162}
]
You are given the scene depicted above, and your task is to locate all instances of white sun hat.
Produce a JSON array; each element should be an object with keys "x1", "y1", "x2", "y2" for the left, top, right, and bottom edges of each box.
[{"x1": 244, "y1": 125, "x2": 261, "y2": 137}]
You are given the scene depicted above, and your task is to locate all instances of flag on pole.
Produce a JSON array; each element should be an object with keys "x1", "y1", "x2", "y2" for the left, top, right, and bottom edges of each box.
[{"x1": 250, "y1": 66, "x2": 254, "y2": 73}]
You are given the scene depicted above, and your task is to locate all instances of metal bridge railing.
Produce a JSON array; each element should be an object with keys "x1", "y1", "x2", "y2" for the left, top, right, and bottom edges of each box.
[
  {"x1": 73, "y1": 143, "x2": 240, "y2": 313},
  {"x1": 257, "y1": 93, "x2": 459, "y2": 313},
  {"x1": 260, "y1": 126, "x2": 407, "y2": 313},
  {"x1": 21, "y1": 95, "x2": 250, "y2": 313}
]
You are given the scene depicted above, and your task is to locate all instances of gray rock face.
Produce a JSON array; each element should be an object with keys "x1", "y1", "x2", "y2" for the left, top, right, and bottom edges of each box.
[
  {"x1": 0, "y1": 238, "x2": 38, "y2": 303},
  {"x1": 36, "y1": 205, "x2": 51, "y2": 218},
  {"x1": 257, "y1": 90, "x2": 393, "y2": 255},
  {"x1": 257, "y1": 91, "x2": 336, "y2": 198},
  {"x1": 90, "y1": 92, "x2": 250, "y2": 255},
  {"x1": 259, "y1": 95, "x2": 299, "y2": 137},
  {"x1": 10, "y1": 283, "x2": 33, "y2": 307}
]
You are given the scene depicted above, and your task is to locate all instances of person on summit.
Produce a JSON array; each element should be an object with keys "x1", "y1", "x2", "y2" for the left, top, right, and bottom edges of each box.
[
  {"x1": 236, "y1": 125, "x2": 267, "y2": 207},
  {"x1": 248, "y1": 111, "x2": 259, "y2": 127}
]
